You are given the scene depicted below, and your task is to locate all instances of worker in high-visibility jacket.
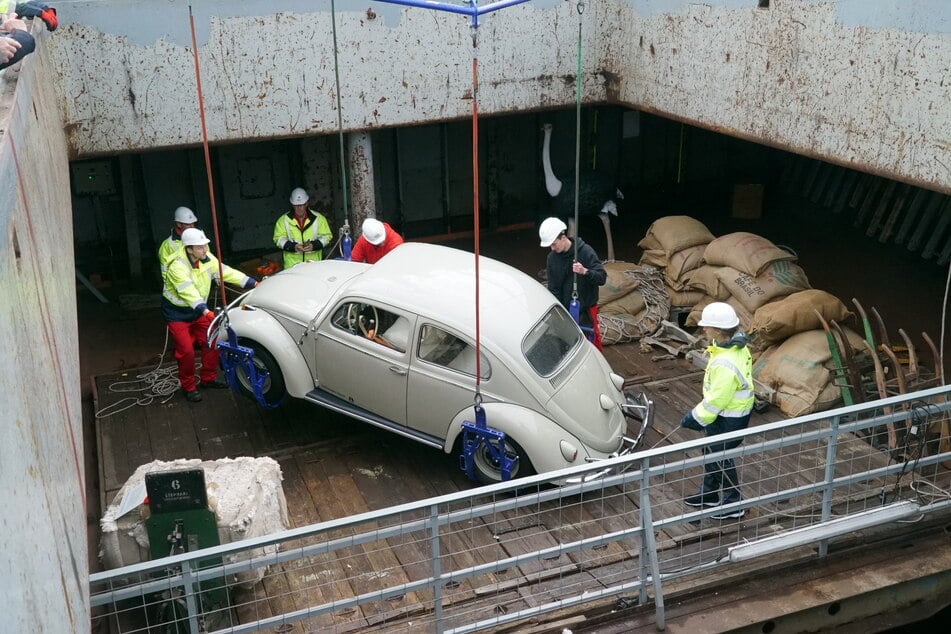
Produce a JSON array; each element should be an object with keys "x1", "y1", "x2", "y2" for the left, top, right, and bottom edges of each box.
[
  {"x1": 157, "y1": 206, "x2": 198, "y2": 277},
  {"x1": 162, "y1": 228, "x2": 258, "y2": 403},
  {"x1": 679, "y1": 302, "x2": 754, "y2": 519},
  {"x1": 273, "y1": 187, "x2": 332, "y2": 270}
]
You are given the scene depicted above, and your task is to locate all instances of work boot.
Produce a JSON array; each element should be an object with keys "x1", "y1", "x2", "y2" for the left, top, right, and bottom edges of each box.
[
  {"x1": 684, "y1": 490, "x2": 720, "y2": 507},
  {"x1": 711, "y1": 489, "x2": 744, "y2": 519},
  {"x1": 199, "y1": 378, "x2": 229, "y2": 389},
  {"x1": 711, "y1": 501, "x2": 744, "y2": 519},
  {"x1": 184, "y1": 389, "x2": 202, "y2": 402}
]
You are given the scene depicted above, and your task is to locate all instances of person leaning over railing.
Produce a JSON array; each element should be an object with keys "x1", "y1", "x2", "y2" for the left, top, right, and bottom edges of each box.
[
  {"x1": 0, "y1": 2, "x2": 57, "y2": 70},
  {"x1": 0, "y1": 12, "x2": 33, "y2": 69},
  {"x1": 679, "y1": 302, "x2": 755, "y2": 519}
]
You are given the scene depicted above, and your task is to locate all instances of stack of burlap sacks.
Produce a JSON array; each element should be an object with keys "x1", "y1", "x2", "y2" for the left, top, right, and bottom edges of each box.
[{"x1": 598, "y1": 215, "x2": 860, "y2": 417}]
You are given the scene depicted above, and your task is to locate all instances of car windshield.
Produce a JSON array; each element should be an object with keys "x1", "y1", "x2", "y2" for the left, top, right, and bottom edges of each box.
[{"x1": 522, "y1": 306, "x2": 582, "y2": 376}]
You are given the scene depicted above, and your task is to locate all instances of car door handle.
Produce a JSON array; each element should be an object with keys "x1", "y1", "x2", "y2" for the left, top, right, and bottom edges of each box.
[{"x1": 389, "y1": 366, "x2": 407, "y2": 376}]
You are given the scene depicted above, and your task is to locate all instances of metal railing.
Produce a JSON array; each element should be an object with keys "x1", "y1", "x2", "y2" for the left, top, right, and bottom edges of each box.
[{"x1": 90, "y1": 386, "x2": 951, "y2": 633}]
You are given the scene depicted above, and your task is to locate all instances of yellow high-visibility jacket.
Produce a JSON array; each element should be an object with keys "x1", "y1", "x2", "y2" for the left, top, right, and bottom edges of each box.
[
  {"x1": 157, "y1": 228, "x2": 184, "y2": 277},
  {"x1": 273, "y1": 210, "x2": 332, "y2": 270},
  {"x1": 161, "y1": 246, "x2": 252, "y2": 322},
  {"x1": 691, "y1": 336, "x2": 754, "y2": 425}
]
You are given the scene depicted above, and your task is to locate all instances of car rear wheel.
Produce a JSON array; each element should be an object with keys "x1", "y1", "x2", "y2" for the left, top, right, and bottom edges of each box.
[
  {"x1": 234, "y1": 340, "x2": 286, "y2": 406},
  {"x1": 472, "y1": 437, "x2": 534, "y2": 484}
]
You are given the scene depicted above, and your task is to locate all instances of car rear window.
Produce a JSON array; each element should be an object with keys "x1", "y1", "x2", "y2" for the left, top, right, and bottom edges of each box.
[{"x1": 522, "y1": 307, "x2": 582, "y2": 376}]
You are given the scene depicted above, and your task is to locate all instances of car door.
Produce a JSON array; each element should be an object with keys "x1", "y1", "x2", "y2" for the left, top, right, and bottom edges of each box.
[
  {"x1": 406, "y1": 323, "x2": 493, "y2": 440},
  {"x1": 314, "y1": 300, "x2": 414, "y2": 426}
]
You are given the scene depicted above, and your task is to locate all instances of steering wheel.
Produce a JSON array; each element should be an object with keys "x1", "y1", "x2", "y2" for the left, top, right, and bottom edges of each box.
[{"x1": 349, "y1": 304, "x2": 380, "y2": 340}]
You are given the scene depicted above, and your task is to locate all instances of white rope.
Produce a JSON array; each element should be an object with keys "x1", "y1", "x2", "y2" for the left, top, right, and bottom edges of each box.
[{"x1": 94, "y1": 327, "x2": 181, "y2": 418}]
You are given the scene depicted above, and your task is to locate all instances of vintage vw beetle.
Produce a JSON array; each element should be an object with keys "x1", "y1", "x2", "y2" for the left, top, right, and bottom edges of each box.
[{"x1": 212, "y1": 243, "x2": 647, "y2": 483}]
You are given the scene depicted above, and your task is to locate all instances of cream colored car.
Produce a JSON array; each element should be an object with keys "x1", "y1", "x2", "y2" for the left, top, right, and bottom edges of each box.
[{"x1": 212, "y1": 243, "x2": 646, "y2": 483}]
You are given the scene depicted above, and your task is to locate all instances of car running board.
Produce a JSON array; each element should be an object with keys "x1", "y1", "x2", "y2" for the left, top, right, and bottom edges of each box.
[{"x1": 304, "y1": 388, "x2": 445, "y2": 450}]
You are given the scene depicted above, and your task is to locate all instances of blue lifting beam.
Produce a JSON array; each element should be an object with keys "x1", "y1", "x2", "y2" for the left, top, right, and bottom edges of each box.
[{"x1": 459, "y1": 405, "x2": 518, "y2": 482}]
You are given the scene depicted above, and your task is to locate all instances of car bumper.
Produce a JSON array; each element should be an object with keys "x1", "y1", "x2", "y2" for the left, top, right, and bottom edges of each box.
[{"x1": 565, "y1": 392, "x2": 653, "y2": 483}]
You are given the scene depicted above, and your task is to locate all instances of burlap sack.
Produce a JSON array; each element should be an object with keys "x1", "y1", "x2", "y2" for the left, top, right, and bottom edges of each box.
[
  {"x1": 750, "y1": 289, "x2": 853, "y2": 349},
  {"x1": 639, "y1": 249, "x2": 667, "y2": 268},
  {"x1": 599, "y1": 261, "x2": 641, "y2": 304},
  {"x1": 684, "y1": 265, "x2": 731, "y2": 300},
  {"x1": 667, "y1": 285, "x2": 706, "y2": 308},
  {"x1": 599, "y1": 310, "x2": 646, "y2": 345},
  {"x1": 753, "y1": 328, "x2": 865, "y2": 417},
  {"x1": 601, "y1": 289, "x2": 646, "y2": 316},
  {"x1": 716, "y1": 261, "x2": 811, "y2": 313},
  {"x1": 666, "y1": 243, "x2": 707, "y2": 288},
  {"x1": 638, "y1": 215, "x2": 715, "y2": 255},
  {"x1": 703, "y1": 232, "x2": 798, "y2": 277}
]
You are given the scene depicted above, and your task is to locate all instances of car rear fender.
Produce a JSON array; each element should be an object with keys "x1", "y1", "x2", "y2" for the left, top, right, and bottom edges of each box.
[
  {"x1": 221, "y1": 308, "x2": 314, "y2": 398},
  {"x1": 443, "y1": 402, "x2": 590, "y2": 475}
]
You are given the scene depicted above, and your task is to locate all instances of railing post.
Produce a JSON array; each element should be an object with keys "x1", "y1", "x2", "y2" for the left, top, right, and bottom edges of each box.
[
  {"x1": 431, "y1": 503, "x2": 444, "y2": 632},
  {"x1": 819, "y1": 414, "x2": 840, "y2": 557},
  {"x1": 181, "y1": 564, "x2": 201, "y2": 634},
  {"x1": 640, "y1": 456, "x2": 666, "y2": 631}
]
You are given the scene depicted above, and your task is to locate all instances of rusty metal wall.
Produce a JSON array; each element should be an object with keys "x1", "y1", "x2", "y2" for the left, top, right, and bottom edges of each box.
[{"x1": 48, "y1": 1, "x2": 951, "y2": 192}]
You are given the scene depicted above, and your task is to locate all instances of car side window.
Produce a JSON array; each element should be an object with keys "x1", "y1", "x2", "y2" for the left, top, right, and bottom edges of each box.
[
  {"x1": 417, "y1": 324, "x2": 489, "y2": 379},
  {"x1": 330, "y1": 302, "x2": 409, "y2": 352}
]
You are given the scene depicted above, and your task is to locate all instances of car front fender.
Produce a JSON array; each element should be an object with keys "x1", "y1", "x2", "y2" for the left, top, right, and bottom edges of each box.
[
  {"x1": 220, "y1": 308, "x2": 314, "y2": 398},
  {"x1": 443, "y1": 402, "x2": 600, "y2": 475}
]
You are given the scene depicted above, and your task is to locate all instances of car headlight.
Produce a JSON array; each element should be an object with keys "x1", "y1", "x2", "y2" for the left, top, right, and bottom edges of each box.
[{"x1": 560, "y1": 440, "x2": 579, "y2": 463}]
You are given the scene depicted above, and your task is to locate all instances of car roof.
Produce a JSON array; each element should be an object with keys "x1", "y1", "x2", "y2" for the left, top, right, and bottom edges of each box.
[{"x1": 346, "y1": 243, "x2": 558, "y2": 348}]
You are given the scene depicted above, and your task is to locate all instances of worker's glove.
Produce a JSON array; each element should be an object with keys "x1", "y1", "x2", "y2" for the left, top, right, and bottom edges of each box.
[
  {"x1": 15, "y1": 2, "x2": 57, "y2": 31},
  {"x1": 282, "y1": 241, "x2": 297, "y2": 253},
  {"x1": 307, "y1": 241, "x2": 323, "y2": 256},
  {"x1": 679, "y1": 412, "x2": 704, "y2": 432},
  {"x1": 243, "y1": 278, "x2": 258, "y2": 289}
]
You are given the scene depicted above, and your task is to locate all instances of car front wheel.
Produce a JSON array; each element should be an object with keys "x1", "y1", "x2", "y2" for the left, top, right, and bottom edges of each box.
[
  {"x1": 233, "y1": 340, "x2": 286, "y2": 407},
  {"x1": 472, "y1": 436, "x2": 534, "y2": 484}
]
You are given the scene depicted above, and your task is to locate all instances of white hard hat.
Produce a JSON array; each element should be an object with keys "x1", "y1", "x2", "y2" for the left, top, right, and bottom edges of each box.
[
  {"x1": 289, "y1": 187, "x2": 309, "y2": 205},
  {"x1": 362, "y1": 218, "x2": 386, "y2": 246},
  {"x1": 174, "y1": 206, "x2": 197, "y2": 223},
  {"x1": 181, "y1": 228, "x2": 210, "y2": 247},
  {"x1": 698, "y1": 302, "x2": 740, "y2": 329},
  {"x1": 539, "y1": 217, "x2": 567, "y2": 247}
]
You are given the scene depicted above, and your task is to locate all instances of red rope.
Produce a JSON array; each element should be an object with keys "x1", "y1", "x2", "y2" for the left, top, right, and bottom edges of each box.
[
  {"x1": 471, "y1": 45, "x2": 482, "y2": 392},
  {"x1": 189, "y1": 6, "x2": 227, "y2": 306}
]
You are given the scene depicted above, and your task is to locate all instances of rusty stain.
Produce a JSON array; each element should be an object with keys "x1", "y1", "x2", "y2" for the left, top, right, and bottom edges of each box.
[
  {"x1": 650, "y1": 43, "x2": 656, "y2": 57},
  {"x1": 366, "y1": 8, "x2": 376, "y2": 20},
  {"x1": 726, "y1": 52, "x2": 731, "y2": 62},
  {"x1": 378, "y1": 96, "x2": 386, "y2": 103}
]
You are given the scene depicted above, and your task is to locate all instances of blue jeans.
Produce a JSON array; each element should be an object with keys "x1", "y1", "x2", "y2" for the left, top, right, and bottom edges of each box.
[{"x1": 700, "y1": 414, "x2": 750, "y2": 501}]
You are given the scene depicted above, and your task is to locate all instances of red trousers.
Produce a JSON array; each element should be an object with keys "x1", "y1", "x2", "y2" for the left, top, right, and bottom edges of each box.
[
  {"x1": 167, "y1": 313, "x2": 217, "y2": 392},
  {"x1": 587, "y1": 306, "x2": 603, "y2": 351}
]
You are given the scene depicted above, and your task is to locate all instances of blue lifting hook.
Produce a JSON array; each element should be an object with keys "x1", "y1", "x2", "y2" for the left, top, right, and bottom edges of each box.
[
  {"x1": 217, "y1": 321, "x2": 283, "y2": 409},
  {"x1": 459, "y1": 398, "x2": 518, "y2": 482}
]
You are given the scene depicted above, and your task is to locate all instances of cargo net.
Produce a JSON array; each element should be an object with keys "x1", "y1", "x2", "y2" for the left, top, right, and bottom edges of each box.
[{"x1": 599, "y1": 266, "x2": 670, "y2": 345}]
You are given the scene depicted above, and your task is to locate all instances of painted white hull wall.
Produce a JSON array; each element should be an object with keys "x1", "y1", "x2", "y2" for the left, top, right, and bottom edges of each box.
[
  {"x1": 0, "y1": 28, "x2": 87, "y2": 634},
  {"x1": 47, "y1": 1, "x2": 951, "y2": 192}
]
